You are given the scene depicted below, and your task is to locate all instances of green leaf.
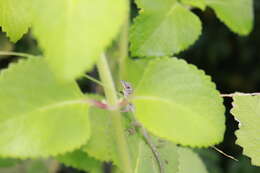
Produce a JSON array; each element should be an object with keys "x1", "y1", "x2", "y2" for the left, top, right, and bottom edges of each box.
[
  {"x1": 130, "y1": 2, "x2": 201, "y2": 57},
  {"x1": 206, "y1": 0, "x2": 254, "y2": 35},
  {"x1": 83, "y1": 105, "x2": 118, "y2": 163},
  {"x1": 57, "y1": 149, "x2": 103, "y2": 173},
  {"x1": 177, "y1": 147, "x2": 208, "y2": 173},
  {"x1": 180, "y1": 0, "x2": 206, "y2": 10},
  {"x1": 32, "y1": 0, "x2": 127, "y2": 81},
  {"x1": 123, "y1": 58, "x2": 150, "y2": 88},
  {"x1": 0, "y1": 57, "x2": 90, "y2": 157},
  {"x1": 0, "y1": 0, "x2": 32, "y2": 42},
  {"x1": 84, "y1": 104, "x2": 179, "y2": 172},
  {"x1": 231, "y1": 94, "x2": 260, "y2": 166},
  {"x1": 131, "y1": 57, "x2": 225, "y2": 146}
]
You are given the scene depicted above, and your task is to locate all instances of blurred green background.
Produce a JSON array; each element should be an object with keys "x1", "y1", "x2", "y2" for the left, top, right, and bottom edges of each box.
[{"x1": 0, "y1": 1, "x2": 259, "y2": 173}]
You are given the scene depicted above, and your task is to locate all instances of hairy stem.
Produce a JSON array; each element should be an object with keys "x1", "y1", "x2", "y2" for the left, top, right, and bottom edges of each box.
[{"x1": 97, "y1": 54, "x2": 133, "y2": 173}]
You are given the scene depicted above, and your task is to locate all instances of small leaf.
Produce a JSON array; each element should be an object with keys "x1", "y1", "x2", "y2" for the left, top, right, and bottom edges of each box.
[
  {"x1": 231, "y1": 94, "x2": 260, "y2": 166},
  {"x1": 0, "y1": 0, "x2": 32, "y2": 42},
  {"x1": 32, "y1": 0, "x2": 127, "y2": 80},
  {"x1": 57, "y1": 149, "x2": 103, "y2": 173},
  {"x1": 0, "y1": 57, "x2": 90, "y2": 158},
  {"x1": 180, "y1": 0, "x2": 206, "y2": 10},
  {"x1": 130, "y1": 2, "x2": 201, "y2": 57},
  {"x1": 130, "y1": 57, "x2": 225, "y2": 146},
  {"x1": 177, "y1": 147, "x2": 208, "y2": 173},
  {"x1": 206, "y1": 0, "x2": 254, "y2": 35}
]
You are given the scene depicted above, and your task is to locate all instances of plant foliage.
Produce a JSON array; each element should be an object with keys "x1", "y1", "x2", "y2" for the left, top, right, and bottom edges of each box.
[{"x1": 0, "y1": 0, "x2": 256, "y2": 172}]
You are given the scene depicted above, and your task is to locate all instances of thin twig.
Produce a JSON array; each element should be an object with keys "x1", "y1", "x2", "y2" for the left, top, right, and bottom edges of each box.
[
  {"x1": 221, "y1": 92, "x2": 260, "y2": 97},
  {"x1": 212, "y1": 146, "x2": 238, "y2": 161},
  {"x1": 83, "y1": 74, "x2": 104, "y2": 87}
]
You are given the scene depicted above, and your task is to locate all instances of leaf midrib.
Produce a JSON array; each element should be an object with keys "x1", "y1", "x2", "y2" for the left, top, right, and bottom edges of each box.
[
  {"x1": 135, "y1": 3, "x2": 179, "y2": 54},
  {"x1": 133, "y1": 95, "x2": 213, "y2": 126},
  {"x1": 1, "y1": 99, "x2": 87, "y2": 126}
]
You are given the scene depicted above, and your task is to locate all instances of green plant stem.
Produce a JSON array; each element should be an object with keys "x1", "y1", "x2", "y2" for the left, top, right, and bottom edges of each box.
[
  {"x1": 0, "y1": 51, "x2": 33, "y2": 58},
  {"x1": 118, "y1": 2, "x2": 130, "y2": 85},
  {"x1": 97, "y1": 54, "x2": 133, "y2": 173}
]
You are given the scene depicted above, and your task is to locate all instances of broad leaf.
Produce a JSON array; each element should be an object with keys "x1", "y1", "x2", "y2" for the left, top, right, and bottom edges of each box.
[
  {"x1": 57, "y1": 150, "x2": 103, "y2": 173},
  {"x1": 177, "y1": 147, "x2": 208, "y2": 173},
  {"x1": 0, "y1": 57, "x2": 90, "y2": 157},
  {"x1": 130, "y1": 57, "x2": 225, "y2": 146},
  {"x1": 0, "y1": 0, "x2": 32, "y2": 42},
  {"x1": 206, "y1": 0, "x2": 254, "y2": 35},
  {"x1": 32, "y1": 0, "x2": 127, "y2": 80},
  {"x1": 180, "y1": 0, "x2": 206, "y2": 10},
  {"x1": 231, "y1": 94, "x2": 260, "y2": 166},
  {"x1": 84, "y1": 105, "x2": 179, "y2": 172},
  {"x1": 130, "y1": 1, "x2": 201, "y2": 57}
]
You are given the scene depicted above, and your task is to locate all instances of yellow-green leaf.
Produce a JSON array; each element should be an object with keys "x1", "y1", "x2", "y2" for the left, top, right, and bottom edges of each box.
[
  {"x1": 0, "y1": 0, "x2": 32, "y2": 42},
  {"x1": 231, "y1": 94, "x2": 260, "y2": 166},
  {"x1": 130, "y1": 57, "x2": 225, "y2": 146},
  {"x1": 32, "y1": 0, "x2": 127, "y2": 80},
  {"x1": 0, "y1": 57, "x2": 90, "y2": 158},
  {"x1": 180, "y1": 0, "x2": 206, "y2": 10},
  {"x1": 130, "y1": 2, "x2": 201, "y2": 57},
  {"x1": 206, "y1": 0, "x2": 254, "y2": 35}
]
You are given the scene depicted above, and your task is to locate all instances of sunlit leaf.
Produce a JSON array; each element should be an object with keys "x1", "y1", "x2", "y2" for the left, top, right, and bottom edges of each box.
[
  {"x1": 0, "y1": 0, "x2": 32, "y2": 42},
  {"x1": 130, "y1": 1, "x2": 201, "y2": 57},
  {"x1": 130, "y1": 57, "x2": 225, "y2": 146},
  {"x1": 32, "y1": 0, "x2": 127, "y2": 80},
  {"x1": 0, "y1": 57, "x2": 90, "y2": 157},
  {"x1": 180, "y1": 0, "x2": 206, "y2": 10},
  {"x1": 231, "y1": 94, "x2": 260, "y2": 166},
  {"x1": 206, "y1": 0, "x2": 254, "y2": 35}
]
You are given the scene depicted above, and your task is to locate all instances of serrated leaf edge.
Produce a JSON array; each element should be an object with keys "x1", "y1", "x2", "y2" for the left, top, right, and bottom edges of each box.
[
  {"x1": 0, "y1": 58, "x2": 91, "y2": 159},
  {"x1": 230, "y1": 94, "x2": 259, "y2": 165},
  {"x1": 130, "y1": 4, "x2": 202, "y2": 57},
  {"x1": 133, "y1": 57, "x2": 225, "y2": 147}
]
